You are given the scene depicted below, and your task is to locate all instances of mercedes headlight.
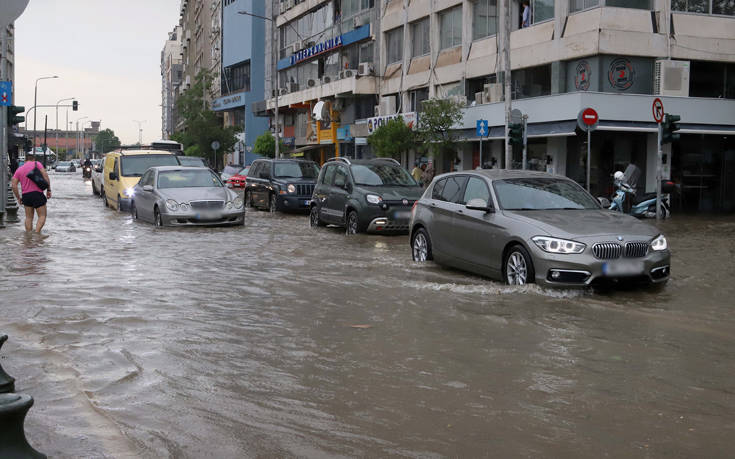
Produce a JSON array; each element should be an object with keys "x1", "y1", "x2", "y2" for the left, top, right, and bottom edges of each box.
[
  {"x1": 651, "y1": 234, "x2": 668, "y2": 251},
  {"x1": 532, "y1": 236, "x2": 586, "y2": 254},
  {"x1": 366, "y1": 194, "x2": 382, "y2": 205},
  {"x1": 165, "y1": 199, "x2": 179, "y2": 211},
  {"x1": 287, "y1": 184, "x2": 296, "y2": 194},
  {"x1": 232, "y1": 197, "x2": 243, "y2": 209}
]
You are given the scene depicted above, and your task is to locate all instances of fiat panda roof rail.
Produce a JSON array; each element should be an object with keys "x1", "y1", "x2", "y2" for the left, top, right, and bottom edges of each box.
[{"x1": 326, "y1": 157, "x2": 351, "y2": 165}]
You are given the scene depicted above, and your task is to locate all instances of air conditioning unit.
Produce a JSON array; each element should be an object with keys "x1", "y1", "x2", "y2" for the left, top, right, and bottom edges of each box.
[
  {"x1": 287, "y1": 82, "x2": 299, "y2": 92},
  {"x1": 379, "y1": 96, "x2": 396, "y2": 116},
  {"x1": 357, "y1": 62, "x2": 374, "y2": 76},
  {"x1": 307, "y1": 78, "x2": 317, "y2": 87},
  {"x1": 374, "y1": 105, "x2": 381, "y2": 116},
  {"x1": 484, "y1": 83, "x2": 503, "y2": 103},
  {"x1": 340, "y1": 69, "x2": 355, "y2": 79},
  {"x1": 185, "y1": 30, "x2": 191, "y2": 42},
  {"x1": 320, "y1": 75, "x2": 332, "y2": 84},
  {"x1": 279, "y1": 87, "x2": 289, "y2": 96},
  {"x1": 654, "y1": 60, "x2": 690, "y2": 97}
]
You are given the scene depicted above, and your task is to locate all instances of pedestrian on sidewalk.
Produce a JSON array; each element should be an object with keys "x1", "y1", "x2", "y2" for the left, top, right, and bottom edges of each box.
[{"x1": 11, "y1": 152, "x2": 52, "y2": 233}]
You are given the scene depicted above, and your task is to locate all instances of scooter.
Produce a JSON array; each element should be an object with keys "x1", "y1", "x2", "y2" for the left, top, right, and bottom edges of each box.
[
  {"x1": 598, "y1": 164, "x2": 675, "y2": 219},
  {"x1": 82, "y1": 165, "x2": 92, "y2": 179}
]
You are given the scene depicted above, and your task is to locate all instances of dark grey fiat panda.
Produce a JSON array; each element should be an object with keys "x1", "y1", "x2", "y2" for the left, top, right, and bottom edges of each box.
[{"x1": 309, "y1": 157, "x2": 423, "y2": 234}]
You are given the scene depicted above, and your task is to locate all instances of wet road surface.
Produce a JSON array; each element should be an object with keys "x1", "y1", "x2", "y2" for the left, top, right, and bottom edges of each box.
[{"x1": 1, "y1": 172, "x2": 734, "y2": 458}]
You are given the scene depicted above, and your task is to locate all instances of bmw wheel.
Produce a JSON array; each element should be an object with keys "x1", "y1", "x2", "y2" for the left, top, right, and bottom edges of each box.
[
  {"x1": 505, "y1": 245, "x2": 535, "y2": 286},
  {"x1": 411, "y1": 228, "x2": 433, "y2": 262},
  {"x1": 346, "y1": 210, "x2": 359, "y2": 235}
]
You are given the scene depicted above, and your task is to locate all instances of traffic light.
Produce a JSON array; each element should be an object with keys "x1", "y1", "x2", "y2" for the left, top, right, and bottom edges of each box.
[
  {"x1": 72, "y1": 100, "x2": 78, "y2": 111},
  {"x1": 661, "y1": 113, "x2": 681, "y2": 145},
  {"x1": 508, "y1": 122, "x2": 524, "y2": 146},
  {"x1": 7, "y1": 105, "x2": 24, "y2": 127}
]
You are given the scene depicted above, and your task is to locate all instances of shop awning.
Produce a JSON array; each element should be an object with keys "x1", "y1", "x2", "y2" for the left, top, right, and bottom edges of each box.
[{"x1": 286, "y1": 144, "x2": 322, "y2": 157}]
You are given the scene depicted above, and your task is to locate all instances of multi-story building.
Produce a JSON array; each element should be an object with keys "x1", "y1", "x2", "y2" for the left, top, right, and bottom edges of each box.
[
  {"x1": 213, "y1": 0, "x2": 269, "y2": 165},
  {"x1": 161, "y1": 26, "x2": 183, "y2": 139},
  {"x1": 262, "y1": 0, "x2": 734, "y2": 212},
  {"x1": 262, "y1": 0, "x2": 381, "y2": 163},
  {"x1": 179, "y1": 0, "x2": 222, "y2": 106}
]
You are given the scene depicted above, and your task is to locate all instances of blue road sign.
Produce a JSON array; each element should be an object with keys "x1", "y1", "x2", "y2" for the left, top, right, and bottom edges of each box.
[
  {"x1": 0, "y1": 81, "x2": 12, "y2": 106},
  {"x1": 476, "y1": 119, "x2": 488, "y2": 137}
]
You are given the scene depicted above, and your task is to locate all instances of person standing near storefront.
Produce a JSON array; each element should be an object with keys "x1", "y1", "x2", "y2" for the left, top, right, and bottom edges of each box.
[{"x1": 11, "y1": 152, "x2": 52, "y2": 233}]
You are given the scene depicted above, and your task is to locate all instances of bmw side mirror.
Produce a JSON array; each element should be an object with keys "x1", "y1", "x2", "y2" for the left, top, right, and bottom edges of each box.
[
  {"x1": 143, "y1": 185, "x2": 153, "y2": 192},
  {"x1": 466, "y1": 198, "x2": 494, "y2": 213}
]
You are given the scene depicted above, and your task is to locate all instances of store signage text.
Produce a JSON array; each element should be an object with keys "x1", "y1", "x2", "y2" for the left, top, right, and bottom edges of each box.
[
  {"x1": 290, "y1": 36, "x2": 343, "y2": 66},
  {"x1": 367, "y1": 112, "x2": 417, "y2": 135}
]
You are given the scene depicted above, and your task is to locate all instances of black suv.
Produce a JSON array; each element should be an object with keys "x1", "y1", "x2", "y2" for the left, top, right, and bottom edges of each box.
[
  {"x1": 310, "y1": 157, "x2": 424, "y2": 234},
  {"x1": 245, "y1": 159, "x2": 320, "y2": 212}
]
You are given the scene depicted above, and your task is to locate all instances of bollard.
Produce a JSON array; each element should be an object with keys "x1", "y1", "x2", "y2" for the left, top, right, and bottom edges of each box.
[
  {"x1": 0, "y1": 335, "x2": 15, "y2": 393},
  {"x1": 0, "y1": 394, "x2": 47, "y2": 459},
  {"x1": 5, "y1": 186, "x2": 20, "y2": 223}
]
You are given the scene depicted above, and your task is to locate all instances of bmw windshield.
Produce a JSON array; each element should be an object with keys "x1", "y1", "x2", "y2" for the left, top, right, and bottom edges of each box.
[
  {"x1": 121, "y1": 155, "x2": 179, "y2": 177},
  {"x1": 493, "y1": 177, "x2": 600, "y2": 210},
  {"x1": 352, "y1": 164, "x2": 418, "y2": 186}
]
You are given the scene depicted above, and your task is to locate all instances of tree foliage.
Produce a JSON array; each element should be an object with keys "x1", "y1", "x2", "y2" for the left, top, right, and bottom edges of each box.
[
  {"x1": 367, "y1": 117, "x2": 415, "y2": 158},
  {"x1": 95, "y1": 128, "x2": 121, "y2": 154},
  {"x1": 415, "y1": 98, "x2": 465, "y2": 157},
  {"x1": 173, "y1": 69, "x2": 240, "y2": 169},
  {"x1": 252, "y1": 131, "x2": 287, "y2": 158}
]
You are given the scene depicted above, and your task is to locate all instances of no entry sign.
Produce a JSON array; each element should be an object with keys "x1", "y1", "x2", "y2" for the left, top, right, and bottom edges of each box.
[
  {"x1": 577, "y1": 107, "x2": 599, "y2": 132},
  {"x1": 652, "y1": 98, "x2": 664, "y2": 123}
]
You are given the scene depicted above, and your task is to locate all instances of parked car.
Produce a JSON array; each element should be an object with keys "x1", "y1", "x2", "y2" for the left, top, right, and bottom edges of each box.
[
  {"x1": 91, "y1": 159, "x2": 105, "y2": 195},
  {"x1": 102, "y1": 149, "x2": 179, "y2": 211},
  {"x1": 130, "y1": 166, "x2": 244, "y2": 227},
  {"x1": 71, "y1": 159, "x2": 81, "y2": 169},
  {"x1": 177, "y1": 156, "x2": 208, "y2": 167},
  {"x1": 225, "y1": 166, "x2": 249, "y2": 188},
  {"x1": 245, "y1": 159, "x2": 319, "y2": 212},
  {"x1": 55, "y1": 161, "x2": 76, "y2": 173},
  {"x1": 220, "y1": 164, "x2": 243, "y2": 182},
  {"x1": 310, "y1": 157, "x2": 423, "y2": 234},
  {"x1": 410, "y1": 169, "x2": 671, "y2": 287}
]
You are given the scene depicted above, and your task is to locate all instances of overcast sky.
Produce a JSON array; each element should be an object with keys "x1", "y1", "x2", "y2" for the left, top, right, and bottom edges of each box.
[{"x1": 15, "y1": 0, "x2": 181, "y2": 144}]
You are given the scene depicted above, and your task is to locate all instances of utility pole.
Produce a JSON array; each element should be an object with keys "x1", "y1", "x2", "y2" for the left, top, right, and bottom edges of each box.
[
  {"x1": 502, "y1": 0, "x2": 512, "y2": 169},
  {"x1": 133, "y1": 120, "x2": 145, "y2": 145},
  {"x1": 1, "y1": 27, "x2": 8, "y2": 222},
  {"x1": 273, "y1": 0, "x2": 280, "y2": 160}
]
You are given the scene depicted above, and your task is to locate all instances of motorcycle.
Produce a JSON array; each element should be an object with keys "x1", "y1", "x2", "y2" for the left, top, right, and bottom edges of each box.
[
  {"x1": 82, "y1": 165, "x2": 92, "y2": 179},
  {"x1": 598, "y1": 164, "x2": 676, "y2": 219}
]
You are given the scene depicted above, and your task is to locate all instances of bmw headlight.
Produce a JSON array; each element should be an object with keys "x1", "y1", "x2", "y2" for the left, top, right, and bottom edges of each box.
[
  {"x1": 232, "y1": 197, "x2": 243, "y2": 209},
  {"x1": 179, "y1": 202, "x2": 190, "y2": 212},
  {"x1": 532, "y1": 236, "x2": 586, "y2": 254},
  {"x1": 165, "y1": 199, "x2": 179, "y2": 211},
  {"x1": 366, "y1": 194, "x2": 382, "y2": 205},
  {"x1": 651, "y1": 234, "x2": 668, "y2": 251},
  {"x1": 287, "y1": 184, "x2": 296, "y2": 194}
]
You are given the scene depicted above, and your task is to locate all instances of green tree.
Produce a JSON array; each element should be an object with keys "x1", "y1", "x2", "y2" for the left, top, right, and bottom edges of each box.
[
  {"x1": 173, "y1": 69, "x2": 240, "y2": 169},
  {"x1": 367, "y1": 117, "x2": 415, "y2": 158},
  {"x1": 95, "y1": 128, "x2": 121, "y2": 154},
  {"x1": 415, "y1": 98, "x2": 465, "y2": 158},
  {"x1": 252, "y1": 131, "x2": 287, "y2": 158}
]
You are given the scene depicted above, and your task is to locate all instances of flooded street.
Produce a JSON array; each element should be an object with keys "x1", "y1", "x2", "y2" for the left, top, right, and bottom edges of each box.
[{"x1": 1, "y1": 172, "x2": 734, "y2": 458}]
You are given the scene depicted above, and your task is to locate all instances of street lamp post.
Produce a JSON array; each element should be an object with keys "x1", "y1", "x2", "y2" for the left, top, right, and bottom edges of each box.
[
  {"x1": 32, "y1": 75, "x2": 59, "y2": 155},
  {"x1": 75, "y1": 116, "x2": 88, "y2": 158},
  {"x1": 238, "y1": 3, "x2": 281, "y2": 159},
  {"x1": 55, "y1": 97, "x2": 74, "y2": 155}
]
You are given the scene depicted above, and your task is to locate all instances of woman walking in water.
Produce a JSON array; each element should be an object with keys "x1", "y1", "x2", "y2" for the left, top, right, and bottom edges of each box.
[{"x1": 11, "y1": 152, "x2": 52, "y2": 233}]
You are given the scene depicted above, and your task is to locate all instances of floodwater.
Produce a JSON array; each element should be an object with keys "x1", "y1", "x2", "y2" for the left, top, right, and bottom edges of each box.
[{"x1": 1, "y1": 172, "x2": 734, "y2": 458}]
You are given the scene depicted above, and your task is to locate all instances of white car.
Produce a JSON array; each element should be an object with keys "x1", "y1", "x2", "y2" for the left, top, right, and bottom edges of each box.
[{"x1": 91, "y1": 161, "x2": 104, "y2": 196}]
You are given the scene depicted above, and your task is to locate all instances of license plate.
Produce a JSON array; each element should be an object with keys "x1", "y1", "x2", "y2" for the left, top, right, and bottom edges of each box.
[
  {"x1": 195, "y1": 211, "x2": 218, "y2": 220},
  {"x1": 393, "y1": 210, "x2": 410, "y2": 219},
  {"x1": 303, "y1": 199, "x2": 311, "y2": 206},
  {"x1": 602, "y1": 260, "x2": 643, "y2": 276}
]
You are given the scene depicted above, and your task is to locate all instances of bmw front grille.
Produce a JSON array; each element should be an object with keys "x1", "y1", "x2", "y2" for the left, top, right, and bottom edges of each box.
[{"x1": 592, "y1": 242, "x2": 623, "y2": 260}]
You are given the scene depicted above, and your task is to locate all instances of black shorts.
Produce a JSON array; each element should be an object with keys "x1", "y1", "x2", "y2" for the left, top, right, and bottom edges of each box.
[{"x1": 22, "y1": 191, "x2": 47, "y2": 209}]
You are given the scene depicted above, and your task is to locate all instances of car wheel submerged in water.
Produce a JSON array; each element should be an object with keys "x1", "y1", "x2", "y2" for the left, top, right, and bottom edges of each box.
[
  {"x1": 505, "y1": 245, "x2": 535, "y2": 286},
  {"x1": 346, "y1": 210, "x2": 359, "y2": 235},
  {"x1": 154, "y1": 207, "x2": 163, "y2": 227},
  {"x1": 310, "y1": 206, "x2": 325, "y2": 227},
  {"x1": 269, "y1": 194, "x2": 277, "y2": 213},
  {"x1": 411, "y1": 228, "x2": 433, "y2": 262},
  {"x1": 131, "y1": 201, "x2": 138, "y2": 220}
]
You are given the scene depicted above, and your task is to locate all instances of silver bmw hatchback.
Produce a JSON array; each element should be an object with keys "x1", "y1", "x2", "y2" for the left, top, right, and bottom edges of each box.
[{"x1": 409, "y1": 170, "x2": 670, "y2": 288}]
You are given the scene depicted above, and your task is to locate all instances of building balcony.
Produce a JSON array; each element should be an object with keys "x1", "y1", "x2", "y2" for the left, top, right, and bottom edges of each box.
[{"x1": 268, "y1": 75, "x2": 378, "y2": 110}]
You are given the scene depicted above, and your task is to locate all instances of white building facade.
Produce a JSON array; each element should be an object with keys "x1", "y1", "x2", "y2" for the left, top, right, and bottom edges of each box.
[{"x1": 161, "y1": 26, "x2": 183, "y2": 139}]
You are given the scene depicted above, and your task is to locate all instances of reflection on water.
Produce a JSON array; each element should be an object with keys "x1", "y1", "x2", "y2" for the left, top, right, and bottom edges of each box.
[{"x1": 0, "y1": 173, "x2": 734, "y2": 457}]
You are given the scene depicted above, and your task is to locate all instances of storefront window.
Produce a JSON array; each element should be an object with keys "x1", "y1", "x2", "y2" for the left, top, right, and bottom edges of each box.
[
  {"x1": 473, "y1": 0, "x2": 498, "y2": 40},
  {"x1": 386, "y1": 27, "x2": 403, "y2": 64},
  {"x1": 411, "y1": 18, "x2": 431, "y2": 57},
  {"x1": 440, "y1": 6, "x2": 463, "y2": 50}
]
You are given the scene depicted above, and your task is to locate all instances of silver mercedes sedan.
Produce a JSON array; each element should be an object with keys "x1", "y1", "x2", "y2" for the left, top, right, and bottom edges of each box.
[
  {"x1": 409, "y1": 170, "x2": 670, "y2": 288},
  {"x1": 130, "y1": 166, "x2": 244, "y2": 227}
]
